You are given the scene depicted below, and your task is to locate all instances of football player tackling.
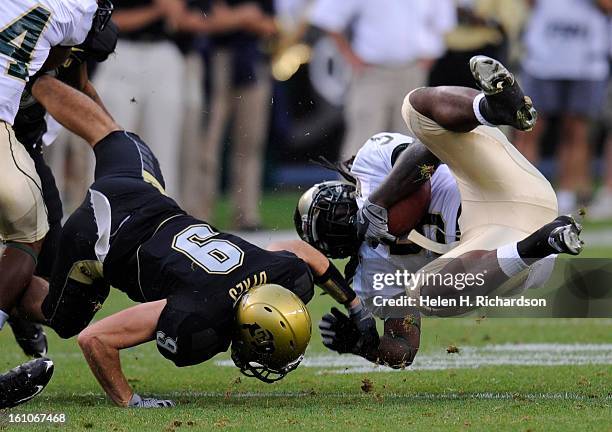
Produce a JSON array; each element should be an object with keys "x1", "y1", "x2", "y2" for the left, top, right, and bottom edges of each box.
[{"x1": 5, "y1": 72, "x2": 377, "y2": 408}]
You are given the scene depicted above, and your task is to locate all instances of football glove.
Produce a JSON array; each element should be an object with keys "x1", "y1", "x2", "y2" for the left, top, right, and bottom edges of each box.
[
  {"x1": 319, "y1": 307, "x2": 379, "y2": 355},
  {"x1": 128, "y1": 393, "x2": 175, "y2": 408},
  {"x1": 355, "y1": 198, "x2": 397, "y2": 248},
  {"x1": 348, "y1": 300, "x2": 380, "y2": 354},
  {"x1": 319, "y1": 307, "x2": 360, "y2": 354}
]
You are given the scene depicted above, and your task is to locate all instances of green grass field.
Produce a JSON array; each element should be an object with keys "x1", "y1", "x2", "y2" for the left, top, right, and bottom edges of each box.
[{"x1": 1, "y1": 194, "x2": 611, "y2": 431}]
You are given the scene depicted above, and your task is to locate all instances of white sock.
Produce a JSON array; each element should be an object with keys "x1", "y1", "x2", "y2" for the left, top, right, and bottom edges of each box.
[
  {"x1": 497, "y1": 242, "x2": 529, "y2": 278},
  {"x1": 0, "y1": 309, "x2": 8, "y2": 330},
  {"x1": 473, "y1": 93, "x2": 496, "y2": 127}
]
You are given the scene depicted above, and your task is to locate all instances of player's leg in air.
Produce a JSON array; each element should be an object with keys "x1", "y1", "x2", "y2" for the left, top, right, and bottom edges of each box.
[{"x1": 358, "y1": 56, "x2": 584, "y2": 315}]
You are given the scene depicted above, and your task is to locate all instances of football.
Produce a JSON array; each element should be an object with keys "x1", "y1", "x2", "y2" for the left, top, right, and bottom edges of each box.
[{"x1": 387, "y1": 179, "x2": 431, "y2": 236}]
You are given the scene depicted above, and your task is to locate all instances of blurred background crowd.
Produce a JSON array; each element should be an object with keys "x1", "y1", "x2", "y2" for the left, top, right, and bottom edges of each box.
[{"x1": 46, "y1": 0, "x2": 612, "y2": 230}]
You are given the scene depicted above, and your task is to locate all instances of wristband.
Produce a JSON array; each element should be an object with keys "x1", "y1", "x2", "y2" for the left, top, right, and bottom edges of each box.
[{"x1": 314, "y1": 261, "x2": 357, "y2": 305}]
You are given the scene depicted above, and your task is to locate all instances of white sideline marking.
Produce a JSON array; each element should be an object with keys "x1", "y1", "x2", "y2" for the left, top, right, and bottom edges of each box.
[{"x1": 215, "y1": 343, "x2": 612, "y2": 374}]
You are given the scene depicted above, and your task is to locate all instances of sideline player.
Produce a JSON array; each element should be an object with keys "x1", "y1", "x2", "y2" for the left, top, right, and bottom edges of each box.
[
  {"x1": 5, "y1": 74, "x2": 377, "y2": 407},
  {"x1": 0, "y1": 0, "x2": 112, "y2": 408}
]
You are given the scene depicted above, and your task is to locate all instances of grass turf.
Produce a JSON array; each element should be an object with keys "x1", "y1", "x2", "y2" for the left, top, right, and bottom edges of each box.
[
  {"x1": 1, "y1": 195, "x2": 611, "y2": 431},
  {"x1": 1, "y1": 291, "x2": 611, "y2": 431}
]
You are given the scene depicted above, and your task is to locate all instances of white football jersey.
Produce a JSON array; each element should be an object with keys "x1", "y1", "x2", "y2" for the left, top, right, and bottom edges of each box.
[
  {"x1": 0, "y1": 0, "x2": 97, "y2": 124},
  {"x1": 350, "y1": 132, "x2": 462, "y2": 300}
]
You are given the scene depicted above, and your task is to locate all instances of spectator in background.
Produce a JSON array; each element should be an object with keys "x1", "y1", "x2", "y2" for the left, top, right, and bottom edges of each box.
[
  {"x1": 94, "y1": 0, "x2": 273, "y2": 200},
  {"x1": 588, "y1": 17, "x2": 612, "y2": 219},
  {"x1": 514, "y1": 0, "x2": 611, "y2": 214},
  {"x1": 309, "y1": 0, "x2": 456, "y2": 161},
  {"x1": 198, "y1": 1, "x2": 277, "y2": 231},
  {"x1": 429, "y1": 0, "x2": 529, "y2": 87}
]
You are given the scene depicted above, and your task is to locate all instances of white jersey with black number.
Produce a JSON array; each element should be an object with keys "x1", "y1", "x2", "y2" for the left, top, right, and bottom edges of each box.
[
  {"x1": 0, "y1": 0, "x2": 97, "y2": 125},
  {"x1": 350, "y1": 132, "x2": 461, "y2": 302}
]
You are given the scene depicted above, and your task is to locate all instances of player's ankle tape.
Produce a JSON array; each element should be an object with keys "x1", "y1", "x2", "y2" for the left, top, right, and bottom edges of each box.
[
  {"x1": 473, "y1": 94, "x2": 496, "y2": 127},
  {"x1": 497, "y1": 243, "x2": 528, "y2": 278}
]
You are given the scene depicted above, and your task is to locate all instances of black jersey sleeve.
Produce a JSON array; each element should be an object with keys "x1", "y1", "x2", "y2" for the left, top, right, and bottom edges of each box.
[{"x1": 265, "y1": 250, "x2": 314, "y2": 305}]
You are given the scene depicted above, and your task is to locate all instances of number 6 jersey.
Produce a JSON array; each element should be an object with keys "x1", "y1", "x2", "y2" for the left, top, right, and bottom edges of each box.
[
  {"x1": 0, "y1": 0, "x2": 97, "y2": 124},
  {"x1": 42, "y1": 131, "x2": 314, "y2": 366}
]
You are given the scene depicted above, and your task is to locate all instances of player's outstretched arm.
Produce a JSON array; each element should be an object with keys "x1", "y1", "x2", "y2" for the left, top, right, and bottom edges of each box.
[
  {"x1": 77, "y1": 300, "x2": 173, "y2": 407},
  {"x1": 31, "y1": 75, "x2": 120, "y2": 147},
  {"x1": 267, "y1": 240, "x2": 358, "y2": 306},
  {"x1": 267, "y1": 240, "x2": 379, "y2": 353}
]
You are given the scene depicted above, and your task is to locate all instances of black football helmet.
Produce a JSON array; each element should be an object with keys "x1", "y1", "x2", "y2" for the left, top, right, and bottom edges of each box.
[{"x1": 294, "y1": 181, "x2": 360, "y2": 258}]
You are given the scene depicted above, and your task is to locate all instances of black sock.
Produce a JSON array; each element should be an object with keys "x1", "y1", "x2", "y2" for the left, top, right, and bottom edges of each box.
[
  {"x1": 517, "y1": 216, "x2": 573, "y2": 260},
  {"x1": 478, "y1": 81, "x2": 527, "y2": 127}
]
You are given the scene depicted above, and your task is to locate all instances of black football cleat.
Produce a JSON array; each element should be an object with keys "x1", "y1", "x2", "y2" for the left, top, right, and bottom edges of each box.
[
  {"x1": 8, "y1": 317, "x2": 48, "y2": 358},
  {"x1": 470, "y1": 55, "x2": 538, "y2": 131},
  {"x1": 0, "y1": 358, "x2": 54, "y2": 409},
  {"x1": 548, "y1": 215, "x2": 584, "y2": 256}
]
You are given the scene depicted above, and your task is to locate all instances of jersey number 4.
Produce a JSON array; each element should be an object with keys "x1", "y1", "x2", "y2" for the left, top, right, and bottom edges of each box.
[
  {"x1": 172, "y1": 224, "x2": 245, "y2": 275},
  {"x1": 0, "y1": 6, "x2": 52, "y2": 81}
]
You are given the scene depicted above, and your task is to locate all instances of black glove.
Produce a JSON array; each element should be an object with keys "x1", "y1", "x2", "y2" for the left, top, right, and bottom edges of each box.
[
  {"x1": 348, "y1": 300, "x2": 380, "y2": 354},
  {"x1": 319, "y1": 308, "x2": 360, "y2": 354},
  {"x1": 355, "y1": 198, "x2": 397, "y2": 248},
  {"x1": 319, "y1": 306, "x2": 379, "y2": 355}
]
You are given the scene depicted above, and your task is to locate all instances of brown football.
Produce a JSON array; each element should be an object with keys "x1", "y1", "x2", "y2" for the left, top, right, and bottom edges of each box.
[{"x1": 387, "y1": 180, "x2": 431, "y2": 236}]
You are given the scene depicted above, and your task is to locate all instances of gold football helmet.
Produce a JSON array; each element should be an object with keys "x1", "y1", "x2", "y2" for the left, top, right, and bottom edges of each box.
[{"x1": 231, "y1": 284, "x2": 311, "y2": 383}]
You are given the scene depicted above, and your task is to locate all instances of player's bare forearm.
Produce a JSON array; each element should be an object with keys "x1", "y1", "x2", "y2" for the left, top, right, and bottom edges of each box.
[
  {"x1": 368, "y1": 141, "x2": 439, "y2": 208},
  {"x1": 266, "y1": 240, "x2": 359, "y2": 306},
  {"x1": 178, "y1": 3, "x2": 276, "y2": 36},
  {"x1": 328, "y1": 31, "x2": 366, "y2": 71},
  {"x1": 82, "y1": 80, "x2": 114, "y2": 120},
  {"x1": 363, "y1": 318, "x2": 420, "y2": 368},
  {"x1": 32, "y1": 75, "x2": 120, "y2": 147},
  {"x1": 267, "y1": 240, "x2": 329, "y2": 275},
  {"x1": 111, "y1": 7, "x2": 164, "y2": 32},
  {"x1": 77, "y1": 301, "x2": 166, "y2": 406},
  {"x1": 409, "y1": 87, "x2": 481, "y2": 133}
]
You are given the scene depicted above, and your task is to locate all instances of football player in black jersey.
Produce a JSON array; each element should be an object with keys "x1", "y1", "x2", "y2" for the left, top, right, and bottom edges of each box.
[{"x1": 6, "y1": 73, "x2": 378, "y2": 408}]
